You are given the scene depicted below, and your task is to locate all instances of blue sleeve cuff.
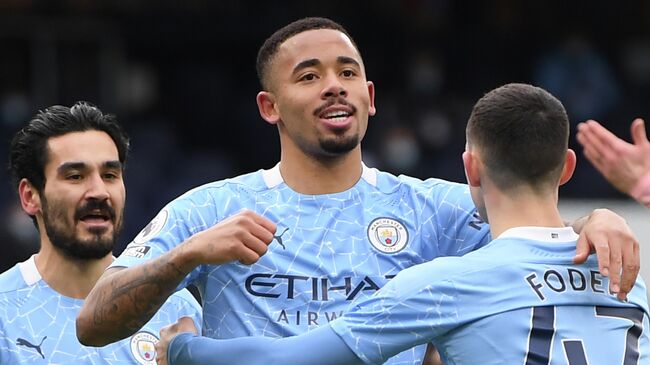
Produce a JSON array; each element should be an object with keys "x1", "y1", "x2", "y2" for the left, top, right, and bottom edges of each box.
[{"x1": 168, "y1": 332, "x2": 198, "y2": 365}]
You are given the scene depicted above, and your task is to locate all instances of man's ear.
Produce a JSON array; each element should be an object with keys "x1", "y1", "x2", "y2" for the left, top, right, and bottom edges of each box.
[
  {"x1": 462, "y1": 150, "x2": 481, "y2": 187},
  {"x1": 559, "y1": 149, "x2": 577, "y2": 186},
  {"x1": 18, "y1": 178, "x2": 41, "y2": 216},
  {"x1": 367, "y1": 81, "x2": 376, "y2": 117},
  {"x1": 256, "y1": 91, "x2": 280, "y2": 125}
]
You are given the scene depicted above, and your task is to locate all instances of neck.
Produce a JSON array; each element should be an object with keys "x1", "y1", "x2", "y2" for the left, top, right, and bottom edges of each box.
[
  {"x1": 35, "y1": 240, "x2": 113, "y2": 299},
  {"x1": 483, "y1": 186, "x2": 565, "y2": 239},
  {"x1": 279, "y1": 144, "x2": 363, "y2": 194}
]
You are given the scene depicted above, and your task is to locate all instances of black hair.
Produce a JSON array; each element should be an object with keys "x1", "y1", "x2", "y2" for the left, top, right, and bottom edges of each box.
[
  {"x1": 256, "y1": 17, "x2": 359, "y2": 90},
  {"x1": 466, "y1": 83, "x2": 569, "y2": 191},
  {"x1": 9, "y1": 101, "x2": 130, "y2": 193}
]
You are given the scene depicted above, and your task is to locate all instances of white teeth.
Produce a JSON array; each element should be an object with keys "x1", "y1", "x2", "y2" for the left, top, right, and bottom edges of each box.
[{"x1": 324, "y1": 111, "x2": 349, "y2": 119}]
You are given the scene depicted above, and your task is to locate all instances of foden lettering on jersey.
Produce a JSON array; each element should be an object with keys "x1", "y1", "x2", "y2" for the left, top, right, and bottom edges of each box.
[{"x1": 525, "y1": 268, "x2": 610, "y2": 301}]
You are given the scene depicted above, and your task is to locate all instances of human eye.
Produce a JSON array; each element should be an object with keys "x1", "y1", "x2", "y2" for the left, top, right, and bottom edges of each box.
[
  {"x1": 103, "y1": 170, "x2": 121, "y2": 180},
  {"x1": 341, "y1": 69, "x2": 357, "y2": 78},
  {"x1": 66, "y1": 173, "x2": 83, "y2": 181},
  {"x1": 298, "y1": 72, "x2": 318, "y2": 82}
]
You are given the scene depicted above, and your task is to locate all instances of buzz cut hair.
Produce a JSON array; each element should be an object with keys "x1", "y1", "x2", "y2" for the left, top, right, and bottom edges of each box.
[
  {"x1": 466, "y1": 83, "x2": 569, "y2": 192},
  {"x1": 256, "y1": 17, "x2": 359, "y2": 91}
]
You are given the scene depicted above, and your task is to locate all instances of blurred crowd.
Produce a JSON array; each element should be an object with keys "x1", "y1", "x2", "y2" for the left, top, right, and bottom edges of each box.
[{"x1": 1, "y1": 0, "x2": 649, "y2": 270}]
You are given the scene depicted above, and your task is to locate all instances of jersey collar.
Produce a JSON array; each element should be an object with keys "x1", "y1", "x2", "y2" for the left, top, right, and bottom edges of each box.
[
  {"x1": 262, "y1": 162, "x2": 377, "y2": 189},
  {"x1": 18, "y1": 255, "x2": 41, "y2": 286},
  {"x1": 498, "y1": 226, "x2": 578, "y2": 242}
]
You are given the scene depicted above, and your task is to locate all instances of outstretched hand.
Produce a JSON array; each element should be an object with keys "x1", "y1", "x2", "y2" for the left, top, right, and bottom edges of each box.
[
  {"x1": 573, "y1": 209, "x2": 639, "y2": 301},
  {"x1": 577, "y1": 118, "x2": 650, "y2": 194}
]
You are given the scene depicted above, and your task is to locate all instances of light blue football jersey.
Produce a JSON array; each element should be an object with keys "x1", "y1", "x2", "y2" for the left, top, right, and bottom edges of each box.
[
  {"x1": 0, "y1": 255, "x2": 202, "y2": 364},
  {"x1": 111, "y1": 164, "x2": 490, "y2": 364},
  {"x1": 331, "y1": 227, "x2": 650, "y2": 364}
]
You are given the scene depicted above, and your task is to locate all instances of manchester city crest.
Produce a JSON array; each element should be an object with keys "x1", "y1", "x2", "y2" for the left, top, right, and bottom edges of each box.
[
  {"x1": 367, "y1": 217, "x2": 409, "y2": 253},
  {"x1": 130, "y1": 331, "x2": 158, "y2": 365}
]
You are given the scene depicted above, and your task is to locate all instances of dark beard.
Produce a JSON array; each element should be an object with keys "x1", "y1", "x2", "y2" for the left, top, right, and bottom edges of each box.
[
  {"x1": 313, "y1": 97, "x2": 360, "y2": 155},
  {"x1": 319, "y1": 134, "x2": 359, "y2": 155},
  {"x1": 42, "y1": 197, "x2": 120, "y2": 260}
]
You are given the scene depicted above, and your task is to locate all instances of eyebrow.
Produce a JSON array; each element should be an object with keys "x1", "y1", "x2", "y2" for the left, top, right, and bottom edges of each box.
[
  {"x1": 337, "y1": 56, "x2": 360, "y2": 68},
  {"x1": 291, "y1": 56, "x2": 361, "y2": 75},
  {"x1": 57, "y1": 160, "x2": 123, "y2": 173},
  {"x1": 292, "y1": 59, "x2": 320, "y2": 75}
]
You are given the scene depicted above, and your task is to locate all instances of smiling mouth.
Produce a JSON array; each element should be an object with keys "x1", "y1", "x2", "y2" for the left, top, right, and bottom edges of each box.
[{"x1": 322, "y1": 110, "x2": 352, "y2": 123}]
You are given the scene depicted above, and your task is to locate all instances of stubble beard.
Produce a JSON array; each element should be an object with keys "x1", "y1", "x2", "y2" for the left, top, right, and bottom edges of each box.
[
  {"x1": 319, "y1": 133, "x2": 360, "y2": 155},
  {"x1": 41, "y1": 197, "x2": 121, "y2": 260}
]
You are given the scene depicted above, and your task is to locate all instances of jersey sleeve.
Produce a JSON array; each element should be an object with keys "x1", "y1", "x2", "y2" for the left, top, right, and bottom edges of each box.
[
  {"x1": 329, "y1": 259, "x2": 464, "y2": 364},
  {"x1": 416, "y1": 178, "x2": 491, "y2": 260},
  {"x1": 168, "y1": 325, "x2": 363, "y2": 365},
  {"x1": 111, "y1": 189, "x2": 220, "y2": 290},
  {"x1": 149, "y1": 289, "x2": 203, "y2": 333}
]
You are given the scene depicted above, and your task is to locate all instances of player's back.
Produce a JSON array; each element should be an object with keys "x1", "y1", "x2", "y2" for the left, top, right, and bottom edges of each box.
[
  {"x1": 332, "y1": 227, "x2": 650, "y2": 364},
  {"x1": 432, "y1": 228, "x2": 650, "y2": 364},
  {"x1": 440, "y1": 304, "x2": 647, "y2": 364}
]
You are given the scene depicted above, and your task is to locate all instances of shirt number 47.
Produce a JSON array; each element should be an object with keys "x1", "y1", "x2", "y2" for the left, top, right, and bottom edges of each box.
[{"x1": 524, "y1": 306, "x2": 644, "y2": 365}]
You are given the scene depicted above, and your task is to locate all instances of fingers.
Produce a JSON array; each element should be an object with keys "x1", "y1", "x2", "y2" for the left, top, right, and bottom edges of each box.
[
  {"x1": 579, "y1": 121, "x2": 623, "y2": 163},
  {"x1": 581, "y1": 145, "x2": 605, "y2": 171},
  {"x1": 631, "y1": 118, "x2": 649, "y2": 146},
  {"x1": 618, "y1": 237, "x2": 640, "y2": 302},
  {"x1": 572, "y1": 233, "x2": 591, "y2": 265},
  {"x1": 195, "y1": 209, "x2": 278, "y2": 266},
  {"x1": 235, "y1": 238, "x2": 269, "y2": 265},
  {"x1": 253, "y1": 211, "x2": 278, "y2": 236},
  {"x1": 576, "y1": 121, "x2": 610, "y2": 169},
  {"x1": 585, "y1": 120, "x2": 621, "y2": 148},
  {"x1": 155, "y1": 317, "x2": 199, "y2": 365},
  {"x1": 577, "y1": 209, "x2": 640, "y2": 301},
  {"x1": 591, "y1": 237, "x2": 612, "y2": 278},
  {"x1": 606, "y1": 239, "x2": 622, "y2": 297},
  {"x1": 234, "y1": 210, "x2": 276, "y2": 263}
]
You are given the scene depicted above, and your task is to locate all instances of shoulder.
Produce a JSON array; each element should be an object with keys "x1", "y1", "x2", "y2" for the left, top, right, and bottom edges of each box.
[
  {"x1": 169, "y1": 169, "x2": 274, "y2": 206},
  {"x1": 182, "y1": 169, "x2": 269, "y2": 196},
  {"x1": 369, "y1": 168, "x2": 469, "y2": 196},
  {"x1": 0, "y1": 263, "x2": 29, "y2": 295},
  {"x1": 393, "y1": 242, "x2": 509, "y2": 291},
  {"x1": 397, "y1": 174, "x2": 469, "y2": 193},
  {"x1": 166, "y1": 288, "x2": 201, "y2": 310}
]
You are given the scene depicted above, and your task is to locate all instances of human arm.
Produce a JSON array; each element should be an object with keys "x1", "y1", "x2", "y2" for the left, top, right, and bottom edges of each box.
[
  {"x1": 576, "y1": 118, "x2": 650, "y2": 207},
  {"x1": 569, "y1": 208, "x2": 639, "y2": 301},
  {"x1": 76, "y1": 209, "x2": 276, "y2": 346},
  {"x1": 156, "y1": 318, "x2": 362, "y2": 365},
  {"x1": 436, "y1": 181, "x2": 638, "y2": 301}
]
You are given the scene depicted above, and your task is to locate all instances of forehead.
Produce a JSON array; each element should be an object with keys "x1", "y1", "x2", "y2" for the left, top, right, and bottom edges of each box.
[
  {"x1": 45, "y1": 130, "x2": 119, "y2": 169},
  {"x1": 274, "y1": 29, "x2": 363, "y2": 70}
]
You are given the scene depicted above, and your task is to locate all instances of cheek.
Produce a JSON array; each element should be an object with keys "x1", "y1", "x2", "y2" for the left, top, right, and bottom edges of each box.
[{"x1": 112, "y1": 187, "x2": 126, "y2": 210}]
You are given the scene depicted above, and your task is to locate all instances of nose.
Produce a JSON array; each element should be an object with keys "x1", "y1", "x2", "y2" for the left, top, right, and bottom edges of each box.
[
  {"x1": 85, "y1": 173, "x2": 110, "y2": 201},
  {"x1": 321, "y1": 73, "x2": 347, "y2": 99}
]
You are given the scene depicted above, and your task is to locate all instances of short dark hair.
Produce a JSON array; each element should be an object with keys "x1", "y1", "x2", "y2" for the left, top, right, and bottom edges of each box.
[
  {"x1": 8, "y1": 101, "x2": 130, "y2": 193},
  {"x1": 256, "y1": 17, "x2": 359, "y2": 91},
  {"x1": 466, "y1": 83, "x2": 569, "y2": 191}
]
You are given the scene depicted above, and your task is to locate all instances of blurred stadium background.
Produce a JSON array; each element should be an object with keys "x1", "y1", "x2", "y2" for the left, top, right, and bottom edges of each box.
[{"x1": 0, "y1": 1, "x2": 648, "y2": 282}]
